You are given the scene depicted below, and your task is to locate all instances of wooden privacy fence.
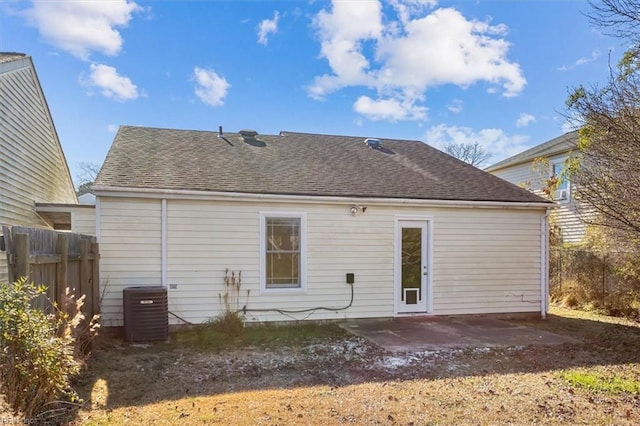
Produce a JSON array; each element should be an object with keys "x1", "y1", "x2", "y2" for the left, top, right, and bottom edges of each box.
[{"x1": 1, "y1": 225, "x2": 100, "y2": 319}]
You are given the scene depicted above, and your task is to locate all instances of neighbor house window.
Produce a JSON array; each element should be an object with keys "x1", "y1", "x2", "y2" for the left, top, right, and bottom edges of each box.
[
  {"x1": 552, "y1": 160, "x2": 570, "y2": 202},
  {"x1": 260, "y1": 213, "x2": 306, "y2": 290}
]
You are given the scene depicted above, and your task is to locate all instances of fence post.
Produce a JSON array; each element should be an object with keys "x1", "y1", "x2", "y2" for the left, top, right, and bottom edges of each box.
[
  {"x1": 79, "y1": 240, "x2": 92, "y2": 318},
  {"x1": 558, "y1": 248, "x2": 563, "y2": 292},
  {"x1": 3, "y1": 226, "x2": 15, "y2": 283},
  {"x1": 602, "y1": 254, "x2": 607, "y2": 306},
  {"x1": 56, "y1": 233, "x2": 69, "y2": 312},
  {"x1": 91, "y1": 242, "x2": 100, "y2": 316},
  {"x1": 14, "y1": 233, "x2": 30, "y2": 281}
]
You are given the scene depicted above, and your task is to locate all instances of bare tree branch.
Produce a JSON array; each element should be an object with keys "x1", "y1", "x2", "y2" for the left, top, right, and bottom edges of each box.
[
  {"x1": 76, "y1": 162, "x2": 101, "y2": 185},
  {"x1": 588, "y1": 0, "x2": 640, "y2": 42},
  {"x1": 444, "y1": 142, "x2": 492, "y2": 168},
  {"x1": 566, "y1": 45, "x2": 640, "y2": 246},
  {"x1": 76, "y1": 162, "x2": 101, "y2": 196}
]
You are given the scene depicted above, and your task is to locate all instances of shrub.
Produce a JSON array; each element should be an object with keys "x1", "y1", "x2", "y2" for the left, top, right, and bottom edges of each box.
[
  {"x1": 550, "y1": 226, "x2": 640, "y2": 320},
  {"x1": 0, "y1": 278, "x2": 99, "y2": 420},
  {"x1": 209, "y1": 310, "x2": 245, "y2": 338},
  {"x1": 208, "y1": 269, "x2": 246, "y2": 337}
]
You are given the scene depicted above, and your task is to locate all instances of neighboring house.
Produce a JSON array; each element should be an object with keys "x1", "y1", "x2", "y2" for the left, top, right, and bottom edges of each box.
[
  {"x1": 31, "y1": 191, "x2": 96, "y2": 237},
  {"x1": 486, "y1": 131, "x2": 587, "y2": 244},
  {"x1": 0, "y1": 52, "x2": 95, "y2": 282},
  {"x1": 94, "y1": 126, "x2": 554, "y2": 326}
]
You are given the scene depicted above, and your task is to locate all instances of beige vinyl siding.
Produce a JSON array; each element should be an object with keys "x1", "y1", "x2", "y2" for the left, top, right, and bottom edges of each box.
[
  {"x1": 432, "y1": 209, "x2": 542, "y2": 315},
  {"x1": 98, "y1": 196, "x2": 545, "y2": 326},
  {"x1": 552, "y1": 204, "x2": 586, "y2": 244},
  {"x1": 0, "y1": 252, "x2": 7, "y2": 283},
  {"x1": 490, "y1": 155, "x2": 587, "y2": 243},
  {"x1": 491, "y1": 162, "x2": 537, "y2": 190},
  {"x1": 99, "y1": 198, "x2": 161, "y2": 326},
  {"x1": 71, "y1": 206, "x2": 96, "y2": 236},
  {"x1": 165, "y1": 200, "x2": 392, "y2": 324},
  {"x1": 0, "y1": 57, "x2": 77, "y2": 282}
]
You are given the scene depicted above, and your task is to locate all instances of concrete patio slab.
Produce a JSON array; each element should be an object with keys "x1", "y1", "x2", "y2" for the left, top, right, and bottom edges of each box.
[{"x1": 340, "y1": 316, "x2": 577, "y2": 353}]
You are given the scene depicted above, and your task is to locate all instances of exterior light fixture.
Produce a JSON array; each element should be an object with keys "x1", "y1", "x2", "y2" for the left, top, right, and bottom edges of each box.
[{"x1": 350, "y1": 205, "x2": 368, "y2": 216}]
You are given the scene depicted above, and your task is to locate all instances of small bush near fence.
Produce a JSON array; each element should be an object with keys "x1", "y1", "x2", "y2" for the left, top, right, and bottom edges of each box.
[
  {"x1": 550, "y1": 239, "x2": 640, "y2": 320},
  {"x1": 0, "y1": 278, "x2": 99, "y2": 421}
]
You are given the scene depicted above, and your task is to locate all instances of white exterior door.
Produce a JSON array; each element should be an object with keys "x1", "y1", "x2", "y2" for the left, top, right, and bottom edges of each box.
[{"x1": 396, "y1": 220, "x2": 430, "y2": 314}]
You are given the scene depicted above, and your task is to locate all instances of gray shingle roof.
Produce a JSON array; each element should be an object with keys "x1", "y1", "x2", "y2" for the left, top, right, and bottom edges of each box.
[
  {"x1": 486, "y1": 131, "x2": 578, "y2": 172},
  {"x1": 0, "y1": 52, "x2": 27, "y2": 64},
  {"x1": 94, "y1": 126, "x2": 551, "y2": 204}
]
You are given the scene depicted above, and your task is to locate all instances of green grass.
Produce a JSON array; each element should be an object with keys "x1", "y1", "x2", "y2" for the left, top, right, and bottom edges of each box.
[
  {"x1": 559, "y1": 370, "x2": 640, "y2": 394},
  {"x1": 168, "y1": 321, "x2": 349, "y2": 351}
]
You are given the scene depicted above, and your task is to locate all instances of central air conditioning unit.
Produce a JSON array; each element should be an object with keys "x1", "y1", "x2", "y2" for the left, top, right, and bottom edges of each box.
[{"x1": 123, "y1": 286, "x2": 169, "y2": 342}]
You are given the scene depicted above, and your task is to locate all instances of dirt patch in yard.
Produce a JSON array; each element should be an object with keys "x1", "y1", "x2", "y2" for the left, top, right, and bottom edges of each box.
[{"x1": 60, "y1": 308, "x2": 640, "y2": 424}]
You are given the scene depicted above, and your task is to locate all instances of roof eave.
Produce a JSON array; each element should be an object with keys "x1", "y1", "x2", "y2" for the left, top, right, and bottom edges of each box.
[
  {"x1": 486, "y1": 131, "x2": 579, "y2": 172},
  {"x1": 486, "y1": 146, "x2": 575, "y2": 172},
  {"x1": 92, "y1": 185, "x2": 555, "y2": 209}
]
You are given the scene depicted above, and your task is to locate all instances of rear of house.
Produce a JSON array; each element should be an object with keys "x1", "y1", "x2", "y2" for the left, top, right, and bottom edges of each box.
[
  {"x1": 0, "y1": 53, "x2": 82, "y2": 282},
  {"x1": 486, "y1": 131, "x2": 589, "y2": 244},
  {"x1": 94, "y1": 126, "x2": 553, "y2": 326}
]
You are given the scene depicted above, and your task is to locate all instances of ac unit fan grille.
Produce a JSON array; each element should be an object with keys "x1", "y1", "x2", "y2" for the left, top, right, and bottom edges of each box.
[{"x1": 123, "y1": 286, "x2": 169, "y2": 342}]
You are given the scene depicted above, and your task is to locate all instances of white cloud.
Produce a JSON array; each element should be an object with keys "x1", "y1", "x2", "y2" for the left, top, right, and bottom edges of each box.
[
  {"x1": 576, "y1": 49, "x2": 601, "y2": 65},
  {"x1": 424, "y1": 124, "x2": 530, "y2": 163},
  {"x1": 23, "y1": 0, "x2": 141, "y2": 60},
  {"x1": 107, "y1": 124, "x2": 119, "y2": 133},
  {"x1": 447, "y1": 99, "x2": 463, "y2": 113},
  {"x1": 309, "y1": 1, "x2": 382, "y2": 100},
  {"x1": 309, "y1": 1, "x2": 525, "y2": 122},
  {"x1": 84, "y1": 64, "x2": 139, "y2": 102},
  {"x1": 560, "y1": 111, "x2": 582, "y2": 134},
  {"x1": 354, "y1": 95, "x2": 427, "y2": 121},
  {"x1": 193, "y1": 67, "x2": 231, "y2": 107},
  {"x1": 562, "y1": 121, "x2": 579, "y2": 134},
  {"x1": 516, "y1": 113, "x2": 536, "y2": 128},
  {"x1": 558, "y1": 49, "x2": 601, "y2": 71},
  {"x1": 389, "y1": 0, "x2": 438, "y2": 24},
  {"x1": 257, "y1": 11, "x2": 280, "y2": 45}
]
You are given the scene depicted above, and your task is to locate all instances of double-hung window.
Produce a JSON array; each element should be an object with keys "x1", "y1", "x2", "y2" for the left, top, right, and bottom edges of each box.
[
  {"x1": 552, "y1": 160, "x2": 570, "y2": 202},
  {"x1": 260, "y1": 213, "x2": 306, "y2": 291}
]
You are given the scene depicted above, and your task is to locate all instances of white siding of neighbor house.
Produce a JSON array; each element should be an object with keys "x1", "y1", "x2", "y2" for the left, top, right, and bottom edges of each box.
[
  {"x1": 491, "y1": 162, "x2": 539, "y2": 191},
  {"x1": 71, "y1": 206, "x2": 96, "y2": 236},
  {"x1": 98, "y1": 196, "x2": 546, "y2": 326},
  {"x1": 0, "y1": 56, "x2": 77, "y2": 283},
  {"x1": 491, "y1": 155, "x2": 586, "y2": 244}
]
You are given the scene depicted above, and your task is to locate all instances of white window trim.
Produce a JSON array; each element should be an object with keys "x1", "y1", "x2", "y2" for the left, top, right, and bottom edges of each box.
[
  {"x1": 551, "y1": 158, "x2": 571, "y2": 203},
  {"x1": 259, "y1": 211, "x2": 307, "y2": 294}
]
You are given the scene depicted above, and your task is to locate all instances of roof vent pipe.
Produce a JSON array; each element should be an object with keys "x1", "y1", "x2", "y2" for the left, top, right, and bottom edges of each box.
[
  {"x1": 364, "y1": 138, "x2": 382, "y2": 149},
  {"x1": 217, "y1": 126, "x2": 223, "y2": 138}
]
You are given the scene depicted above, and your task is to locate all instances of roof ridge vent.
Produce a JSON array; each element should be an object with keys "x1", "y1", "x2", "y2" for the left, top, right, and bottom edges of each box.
[
  {"x1": 364, "y1": 138, "x2": 382, "y2": 149},
  {"x1": 239, "y1": 129, "x2": 258, "y2": 138}
]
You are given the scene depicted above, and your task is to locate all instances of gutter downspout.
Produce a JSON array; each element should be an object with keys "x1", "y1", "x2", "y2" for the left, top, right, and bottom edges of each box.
[
  {"x1": 161, "y1": 199, "x2": 167, "y2": 287},
  {"x1": 540, "y1": 208, "x2": 551, "y2": 319}
]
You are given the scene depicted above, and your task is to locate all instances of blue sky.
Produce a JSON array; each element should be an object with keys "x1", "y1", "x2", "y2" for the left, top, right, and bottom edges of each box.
[{"x1": 1, "y1": 0, "x2": 625, "y2": 184}]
